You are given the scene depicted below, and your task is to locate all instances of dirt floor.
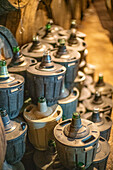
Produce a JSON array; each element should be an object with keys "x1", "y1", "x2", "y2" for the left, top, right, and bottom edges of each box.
[{"x1": 79, "y1": 2, "x2": 113, "y2": 170}]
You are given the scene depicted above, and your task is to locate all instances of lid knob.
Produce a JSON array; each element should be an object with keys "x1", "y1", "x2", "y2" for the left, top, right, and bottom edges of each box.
[
  {"x1": 70, "y1": 19, "x2": 78, "y2": 29},
  {"x1": 29, "y1": 36, "x2": 42, "y2": 52},
  {"x1": 37, "y1": 97, "x2": 48, "y2": 113},
  {"x1": 92, "y1": 108, "x2": 101, "y2": 123},
  {"x1": 32, "y1": 36, "x2": 41, "y2": 46},
  {"x1": 13, "y1": 46, "x2": 20, "y2": 53},
  {"x1": 70, "y1": 112, "x2": 82, "y2": 129},
  {"x1": 0, "y1": 108, "x2": 12, "y2": 131},
  {"x1": 32, "y1": 36, "x2": 41, "y2": 45},
  {"x1": 13, "y1": 46, "x2": 19, "y2": 53},
  {"x1": 46, "y1": 23, "x2": 51, "y2": 31},
  {"x1": 56, "y1": 39, "x2": 68, "y2": 57},
  {"x1": 33, "y1": 35, "x2": 39, "y2": 42},
  {"x1": 39, "y1": 51, "x2": 54, "y2": 69},
  {"x1": 0, "y1": 60, "x2": 9, "y2": 80},
  {"x1": 93, "y1": 91, "x2": 103, "y2": 104},
  {"x1": 47, "y1": 19, "x2": 53, "y2": 25},
  {"x1": 59, "y1": 39, "x2": 66, "y2": 46},
  {"x1": 68, "y1": 28, "x2": 78, "y2": 45},
  {"x1": 96, "y1": 73, "x2": 105, "y2": 87}
]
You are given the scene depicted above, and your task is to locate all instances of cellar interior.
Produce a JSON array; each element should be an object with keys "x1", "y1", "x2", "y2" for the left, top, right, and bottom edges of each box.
[{"x1": 0, "y1": 0, "x2": 113, "y2": 170}]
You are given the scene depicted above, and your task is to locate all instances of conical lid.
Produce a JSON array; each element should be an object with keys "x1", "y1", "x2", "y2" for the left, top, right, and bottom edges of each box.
[
  {"x1": 88, "y1": 73, "x2": 113, "y2": 96},
  {"x1": 58, "y1": 19, "x2": 86, "y2": 39},
  {"x1": 27, "y1": 51, "x2": 66, "y2": 76},
  {"x1": 28, "y1": 36, "x2": 43, "y2": 52},
  {"x1": 83, "y1": 91, "x2": 113, "y2": 113},
  {"x1": 47, "y1": 19, "x2": 63, "y2": 33},
  {"x1": 95, "y1": 73, "x2": 113, "y2": 93},
  {"x1": 54, "y1": 112, "x2": 100, "y2": 147},
  {"x1": 21, "y1": 37, "x2": 53, "y2": 59},
  {"x1": 0, "y1": 108, "x2": 27, "y2": 141},
  {"x1": 64, "y1": 113, "x2": 89, "y2": 139},
  {"x1": 39, "y1": 51, "x2": 55, "y2": 70},
  {"x1": 51, "y1": 39, "x2": 80, "y2": 63},
  {"x1": 37, "y1": 19, "x2": 63, "y2": 37},
  {"x1": 24, "y1": 97, "x2": 54, "y2": 120},
  {"x1": 8, "y1": 46, "x2": 37, "y2": 73},
  {"x1": 82, "y1": 108, "x2": 112, "y2": 132},
  {"x1": 0, "y1": 59, "x2": 24, "y2": 88},
  {"x1": 89, "y1": 108, "x2": 103, "y2": 123},
  {"x1": 24, "y1": 101, "x2": 61, "y2": 121},
  {"x1": 82, "y1": 108, "x2": 103, "y2": 124},
  {"x1": 6, "y1": 121, "x2": 27, "y2": 141},
  {"x1": 67, "y1": 28, "x2": 86, "y2": 52},
  {"x1": 41, "y1": 23, "x2": 57, "y2": 44},
  {"x1": 56, "y1": 39, "x2": 69, "y2": 57}
]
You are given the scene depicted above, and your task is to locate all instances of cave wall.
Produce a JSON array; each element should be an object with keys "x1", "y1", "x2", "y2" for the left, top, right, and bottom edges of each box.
[{"x1": 0, "y1": 0, "x2": 88, "y2": 45}]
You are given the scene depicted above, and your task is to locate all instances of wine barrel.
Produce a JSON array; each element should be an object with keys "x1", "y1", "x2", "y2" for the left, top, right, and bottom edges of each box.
[
  {"x1": 0, "y1": 115, "x2": 7, "y2": 169},
  {"x1": 0, "y1": 0, "x2": 29, "y2": 15}
]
